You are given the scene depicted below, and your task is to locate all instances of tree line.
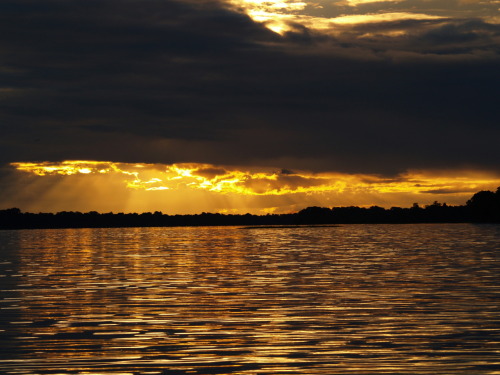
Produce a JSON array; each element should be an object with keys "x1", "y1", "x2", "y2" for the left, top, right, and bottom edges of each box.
[{"x1": 1, "y1": 187, "x2": 499, "y2": 229}]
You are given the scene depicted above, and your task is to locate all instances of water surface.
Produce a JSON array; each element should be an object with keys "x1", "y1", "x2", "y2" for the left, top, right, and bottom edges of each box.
[{"x1": 1, "y1": 224, "x2": 499, "y2": 374}]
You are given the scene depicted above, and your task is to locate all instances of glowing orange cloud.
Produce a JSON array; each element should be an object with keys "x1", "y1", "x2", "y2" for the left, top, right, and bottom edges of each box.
[
  {"x1": 226, "y1": 0, "x2": 445, "y2": 35},
  {"x1": 11, "y1": 161, "x2": 500, "y2": 201},
  {"x1": 12, "y1": 161, "x2": 335, "y2": 196}
]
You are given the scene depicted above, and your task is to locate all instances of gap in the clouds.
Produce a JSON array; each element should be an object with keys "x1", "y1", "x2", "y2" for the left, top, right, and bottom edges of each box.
[{"x1": 1, "y1": 160, "x2": 500, "y2": 215}]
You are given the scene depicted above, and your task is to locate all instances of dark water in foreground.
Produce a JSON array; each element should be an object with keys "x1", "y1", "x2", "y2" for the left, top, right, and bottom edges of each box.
[{"x1": 0, "y1": 224, "x2": 499, "y2": 375}]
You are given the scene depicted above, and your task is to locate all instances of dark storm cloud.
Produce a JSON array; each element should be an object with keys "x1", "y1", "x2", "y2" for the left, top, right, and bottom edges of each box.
[{"x1": 0, "y1": 0, "x2": 499, "y2": 174}]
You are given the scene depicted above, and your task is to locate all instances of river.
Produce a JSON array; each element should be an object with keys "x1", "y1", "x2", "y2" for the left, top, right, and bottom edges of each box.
[{"x1": 1, "y1": 224, "x2": 499, "y2": 374}]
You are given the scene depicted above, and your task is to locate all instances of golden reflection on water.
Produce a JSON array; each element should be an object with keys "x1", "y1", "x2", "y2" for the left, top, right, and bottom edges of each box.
[{"x1": 0, "y1": 224, "x2": 500, "y2": 374}]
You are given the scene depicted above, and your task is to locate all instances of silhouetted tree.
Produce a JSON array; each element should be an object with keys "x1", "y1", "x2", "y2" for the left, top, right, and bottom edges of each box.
[
  {"x1": 1, "y1": 186, "x2": 499, "y2": 229},
  {"x1": 297, "y1": 206, "x2": 333, "y2": 224},
  {"x1": 466, "y1": 188, "x2": 500, "y2": 222}
]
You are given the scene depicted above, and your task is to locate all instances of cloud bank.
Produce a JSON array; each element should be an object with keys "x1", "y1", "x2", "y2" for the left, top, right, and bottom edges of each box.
[
  {"x1": 2, "y1": 161, "x2": 499, "y2": 214},
  {"x1": 0, "y1": 0, "x2": 498, "y2": 184}
]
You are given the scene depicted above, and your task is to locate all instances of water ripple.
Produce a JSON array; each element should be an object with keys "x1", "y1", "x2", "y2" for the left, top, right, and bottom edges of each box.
[{"x1": 0, "y1": 224, "x2": 499, "y2": 374}]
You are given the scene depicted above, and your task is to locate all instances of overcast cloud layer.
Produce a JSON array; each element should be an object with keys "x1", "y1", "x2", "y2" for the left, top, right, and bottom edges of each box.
[{"x1": 1, "y1": 0, "x2": 499, "y2": 175}]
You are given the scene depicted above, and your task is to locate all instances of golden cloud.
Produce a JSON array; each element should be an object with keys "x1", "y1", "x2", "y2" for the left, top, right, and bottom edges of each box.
[
  {"x1": 227, "y1": 0, "x2": 445, "y2": 35},
  {"x1": 3, "y1": 160, "x2": 499, "y2": 214},
  {"x1": 11, "y1": 160, "x2": 500, "y2": 199},
  {"x1": 342, "y1": 0, "x2": 403, "y2": 5},
  {"x1": 329, "y1": 12, "x2": 443, "y2": 25}
]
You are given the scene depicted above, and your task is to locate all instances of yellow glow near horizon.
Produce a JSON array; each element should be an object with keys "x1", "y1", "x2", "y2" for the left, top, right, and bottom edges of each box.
[
  {"x1": 13, "y1": 161, "x2": 329, "y2": 196},
  {"x1": 10, "y1": 161, "x2": 500, "y2": 203}
]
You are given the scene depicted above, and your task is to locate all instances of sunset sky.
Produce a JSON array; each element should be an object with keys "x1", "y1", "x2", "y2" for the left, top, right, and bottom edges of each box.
[{"x1": 0, "y1": 0, "x2": 499, "y2": 214}]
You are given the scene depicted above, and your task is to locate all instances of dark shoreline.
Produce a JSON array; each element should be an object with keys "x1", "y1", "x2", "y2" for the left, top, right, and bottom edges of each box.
[
  {"x1": 2, "y1": 187, "x2": 499, "y2": 230},
  {"x1": 0, "y1": 207, "x2": 483, "y2": 230}
]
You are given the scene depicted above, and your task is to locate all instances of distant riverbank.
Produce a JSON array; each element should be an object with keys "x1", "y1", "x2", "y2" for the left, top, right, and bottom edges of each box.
[{"x1": 1, "y1": 186, "x2": 499, "y2": 229}]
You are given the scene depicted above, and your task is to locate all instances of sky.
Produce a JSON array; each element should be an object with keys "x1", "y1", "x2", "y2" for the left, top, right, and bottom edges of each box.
[{"x1": 0, "y1": 0, "x2": 499, "y2": 214}]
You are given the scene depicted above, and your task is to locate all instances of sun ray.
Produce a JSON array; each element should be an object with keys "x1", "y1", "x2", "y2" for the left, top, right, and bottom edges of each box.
[{"x1": 9, "y1": 160, "x2": 500, "y2": 214}]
